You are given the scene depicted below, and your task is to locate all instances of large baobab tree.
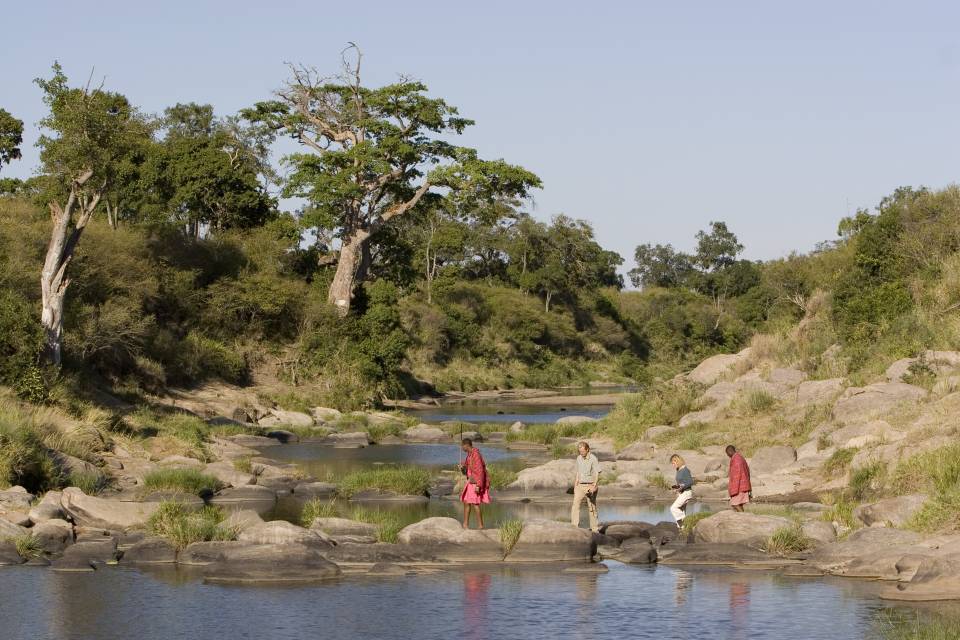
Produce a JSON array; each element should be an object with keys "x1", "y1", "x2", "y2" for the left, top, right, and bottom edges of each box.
[
  {"x1": 247, "y1": 46, "x2": 540, "y2": 315},
  {"x1": 35, "y1": 64, "x2": 150, "y2": 365}
]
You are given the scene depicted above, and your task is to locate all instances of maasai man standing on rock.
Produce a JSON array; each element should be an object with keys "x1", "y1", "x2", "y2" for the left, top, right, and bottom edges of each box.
[
  {"x1": 458, "y1": 438, "x2": 490, "y2": 529},
  {"x1": 726, "y1": 445, "x2": 752, "y2": 512}
]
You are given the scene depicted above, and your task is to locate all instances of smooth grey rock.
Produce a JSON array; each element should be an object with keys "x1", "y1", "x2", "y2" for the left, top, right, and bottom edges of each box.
[
  {"x1": 209, "y1": 485, "x2": 278, "y2": 516},
  {"x1": 31, "y1": 519, "x2": 74, "y2": 554},
  {"x1": 203, "y1": 543, "x2": 340, "y2": 585},
  {"x1": 204, "y1": 461, "x2": 255, "y2": 487},
  {"x1": 506, "y1": 519, "x2": 594, "y2": 562},
  {"x1": 853, "y1": 494, "x2": 927, "y2": 528},
  {"x1": 397, "y1": 517, "x2": 502, "y2": 562},
  {"x1": 60, "y1": 488, "x2": 160, "y2": 530},
  {"x1": 693, "y1": 511, "x2": 792, "y2": 545},
  {"x1": 237, "y1": 521, "x2": 333, "y2": 547},
  {"x1": 121, "y1": 537, "x2": 177, "y2": 564},
  {"x1": 29, "y1": 491, "x2": 64, "y2": 523},
  {"x1": 748, "y1": 445, "x2": 797, "y2": 475}
]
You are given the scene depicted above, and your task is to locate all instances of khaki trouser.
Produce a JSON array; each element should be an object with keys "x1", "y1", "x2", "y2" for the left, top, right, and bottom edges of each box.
[
  {"x1": 571, "y1": 483, "x2": 599, "y2": 531},
  {"x1": 671, "y1": 489, "x2": 693, "y2": 522}
]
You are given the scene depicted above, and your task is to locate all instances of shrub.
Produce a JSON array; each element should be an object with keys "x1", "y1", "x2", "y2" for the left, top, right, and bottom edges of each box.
[
  {"x1": 741, "y1": 389, "x2": 776, "y2": 414},
  {"x1": 849, "y1": 462, "x2": 886, "y2": 501},
  {"x1": 337, "y1": 466, "x2": 432, "y2": 498},
  {"x1": 0, "y1": 290, "x2": 48, "y2": 402},
  {"x1": 147, "y1": 502, "x2": 235, "y2": 550},
  {"x1": 764, "y1": 525, "x2": 811, "y2": 555},
  {"x1": 820, "y1": 493, "x2": 858, "y2": 532},
  {"x1": 499, "y1": 518, "x2": 523, "y2": 557},
  {"x1": 0, "y1": 410, "x2": 59, "y2": 492},
  {"x1": 822, "y1": 447, "x2": 857, "y2": 476},
  {"x1": 141, "y1": 468, "x2": 221, "y2": 496}
]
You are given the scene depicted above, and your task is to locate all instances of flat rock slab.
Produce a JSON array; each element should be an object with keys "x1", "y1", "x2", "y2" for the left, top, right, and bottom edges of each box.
[
  {"x1": 121, "y1": 537, "x2": 177, "y2": 564},
  {"x1": 203, "y1": 543, "x2": 341, "y2": 585},
  {"x1": 659, "y1": 543, "x2": 776, "y2": 566},
  {"x1": 61, "y1": 488, "x2": 160, "y2": 530},
  {"x1": 397, "y1": 517, "x2": 503, "y2": 562},
  {"x1": 507, "y1": 519, "x2": 594, "y2": 562},
  {"x1": 209, "y1": 486, "x2": 278, "y2": 516},
  {"x1": 693, "y1": 511, "x2": 792, "y2": 545}
]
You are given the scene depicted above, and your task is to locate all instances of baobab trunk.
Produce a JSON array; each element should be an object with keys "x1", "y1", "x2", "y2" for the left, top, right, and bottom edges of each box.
[{"x1": 328, "y1": 229, "x2": 370, "y2": 316}]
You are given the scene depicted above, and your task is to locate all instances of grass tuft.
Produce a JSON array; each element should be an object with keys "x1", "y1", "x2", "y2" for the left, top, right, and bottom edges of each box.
[
  {"x1": 300, "y1": 498, "x2": 339, "y2": 526},
  {"x1": 11, "y1": 534, "x2": 43, "y2": 559},
  {"x1": 764, "y1": 524, "x2": 812, "y2": 555},
  {"x1": 499, "y1": 518, "x2": 523, "y2": 557},
  {"x1": 141, "y1": 468, "x2": 221, "y2": 496},
  {"x1": 146, "y1": 502, "x2": 236, "y2": 550},
  {"x1": 646, "y1": 472, "x2": 671, "y2": 490},
  {"x1": 336, "y1": 465, "x2": 432, "y2": 498},
  {"x1": 822, "y1": 447, "x2": 857, "y2": 476}
]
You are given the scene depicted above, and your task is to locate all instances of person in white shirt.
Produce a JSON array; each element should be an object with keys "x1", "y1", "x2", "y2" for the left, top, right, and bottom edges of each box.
[{"x1": 571, "y1": 441, "x2": 600, "y2": 532}]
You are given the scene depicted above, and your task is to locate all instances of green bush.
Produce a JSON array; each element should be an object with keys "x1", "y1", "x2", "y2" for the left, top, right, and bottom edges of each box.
[
  {"x1": 0, "y1": 410, "x2": 59, "y2": 492},
  {"x1": 895, "y1": 443, "x2": 960, "y2": 532},
  {"x1": 0, "y1": 291, "x2": 48, "y2": 402},
  {"x1": 823, "y1": 447, "x2": 857, "y2": 476},
  {"x1": 486, "y1": 465, "x2": 518, "y2": 490},
  {"x1": 849, "y1": 462, "x2": 886, "y2": 501}
]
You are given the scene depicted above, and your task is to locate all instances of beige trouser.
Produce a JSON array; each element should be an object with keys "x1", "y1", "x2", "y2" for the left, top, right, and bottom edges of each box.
[{"x1": 571, "y1": 483, "x2": 599, "y2": 531}]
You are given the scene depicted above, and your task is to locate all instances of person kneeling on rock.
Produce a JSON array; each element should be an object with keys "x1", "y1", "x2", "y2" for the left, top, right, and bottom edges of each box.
[
  {"x1": 458, "y1": 438, "x2": 490, "y2": 529},
  {"x1": 670, "y1": 454, "x2": 694, "y2": 529},
  {"x1": 571, "y1": 441, "x2": 600, "y2": 532}
]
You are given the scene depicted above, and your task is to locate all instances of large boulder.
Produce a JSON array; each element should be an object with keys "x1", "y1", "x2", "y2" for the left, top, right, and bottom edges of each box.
[
  {"x1": 0, "y1": 540, "x2": 23, "y2": 566},
  {"x1": 556, "y1": 415, "x2": 597, "y2": 426},
  {"x1": 51, "y1": 538, "x2": 118, "y2": 572},
  {"x1": 792, "y1": 378, "x2": 846, "y2": 406},
  {"x1": 321, "y1": 432, "x2": 371, "y2": 448},
  {"x1": 748, "y1": 446, "x2": 797, "y2": 475},
  {"x1": 203, "y1": 543, "x2": 341, "y2": 585},
  {"x1": 645, "y1": 425, "x2": 675, "y2": 440},
  {"x1": 833, "y1": 382, "x2": 927, "y2": 423},
  {"x1": 177, "y1": 541, "x2": 252, "y2": 566},
  {"x1": 208, "y1": 485, "x2": 278, "y2": 516},
  {"x1": 882, "y1": 553, "x2": 960, "y2": 601},
  {"x1": 0, "y1": 487, "x2": 34, "y2": 511},
  {"x1": 293, "y1": 482, "x2": 338, "y2": 499},
  {"x1": 225, "y1": 434, "x2": 280, "y2": 448},
  {"x1": 323, "y1": 541, "x2": 438, "y2": 565},
  {"x1": 686, "y1": 349, "x2": 751, "y2": 385},
  {"x1": 204, "y1": 461, "x2": 255, "y2": 488},
  {"x1": 506, "y1": 519, "x2": 594, "y2": 562},
  {"x1": 402, "y1": 424, "x2": 449, "y2": 443},
  {"x1": 0, "y1": 518, "x2": 27, "y2": 540},
  {"x1": 29, "y1": 491, "x2": 64, "y2": 523},
  {"x1": 397, "y1": 517, "x2": 502, "y2": 562},
  {"x1": 508, "y1": 459, "x2": 575, "y2": 491},
  {"x1": 809, "y1": 527, "x2": 923, "y2": 575},
  {"x1": 60, "y1": 488, "x2": 159, "y2": 530},
  {"x1": 801, "y1": 520, "x2": 836, "y2": 545},
  {"x1": 660, "y1": 542, "x2": 785, "y2": 566},
  {"x1": 31, "y1": 519, "x2": 74, "y2": 554},
  {"x1": 310, "y1": 407, "x2": 343, "y2": 422},
  {"x1": 616, "y1": 441, "x2": 656, "y2": 461},
  {"x1": 614, "y1": 537, "x2": 658, "y2": 564},
  {"x1": 693, "y1": 511, "x2": 793, "y2": 545},
  {"x1": 121, "y1": 537, "x2": 177, "y2": 564},
  {"x1": 222, "y1": 509, "x2": 264, "y2": 533},
  {"x1": 310, "y1": 517, "x2": 378, "y2": 542},
  {"x1": 237, "y1": 521, "x2": 333, "y2": 547},
  {"x1": 678, "y1": 409, "x2": 719, "y2": 428},
  {"x1": 258, "y1": 409, "x2": 314, "y2": 428},
  {"x1": 853, "y1": 494, "x2": 927, "y2": 528}
]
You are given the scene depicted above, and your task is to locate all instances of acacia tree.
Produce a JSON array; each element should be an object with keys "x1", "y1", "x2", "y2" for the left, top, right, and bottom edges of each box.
[
  {"x1": 247, "y1": 48, "x2": 540, "y2": 314},
  {"x1": 0, "y1": 108, "x2": 23, "y2": 172},
  {"x1": 35, "y1": 64, "x2": 150, "y2": 365}
]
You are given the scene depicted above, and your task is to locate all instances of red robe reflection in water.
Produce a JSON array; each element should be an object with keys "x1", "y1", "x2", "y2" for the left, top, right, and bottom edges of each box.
[{"x1": 463, "y1": 572, "x2": 492, "y2": 640}]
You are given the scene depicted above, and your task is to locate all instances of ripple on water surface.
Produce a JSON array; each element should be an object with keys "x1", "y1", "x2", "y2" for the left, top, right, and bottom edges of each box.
[{"x1": 0, "y1": 562, "x2": 941, "y2": 640}]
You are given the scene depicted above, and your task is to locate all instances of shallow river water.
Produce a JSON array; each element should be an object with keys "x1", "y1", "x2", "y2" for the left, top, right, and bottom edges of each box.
[{"x1": 0, "y1": 561, "x2": 944, "y2": 640}]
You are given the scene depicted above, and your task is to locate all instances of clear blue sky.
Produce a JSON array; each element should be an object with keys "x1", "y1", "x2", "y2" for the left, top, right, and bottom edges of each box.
[{"x1": 4, "y1": 1, "x2": 960, "y2": 275}]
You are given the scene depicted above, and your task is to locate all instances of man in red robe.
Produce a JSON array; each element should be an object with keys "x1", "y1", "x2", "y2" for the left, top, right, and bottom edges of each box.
[
  {"x1": 726, "y1": 445, "x2": 751, "y2": 512},
  {"x1": 458, "y1": 438, "x2": 490, "y2": 529}
]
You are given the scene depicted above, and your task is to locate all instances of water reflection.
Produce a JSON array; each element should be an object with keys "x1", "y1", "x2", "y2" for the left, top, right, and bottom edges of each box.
[
  {"x1": 462, "y1": 572, "x2": 491, "y2": 640},
  {"x1": 673, "y1": 568, "x2": 693, "y2": 607}
]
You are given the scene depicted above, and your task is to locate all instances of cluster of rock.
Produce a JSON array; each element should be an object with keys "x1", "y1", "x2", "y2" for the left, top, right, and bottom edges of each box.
[{"x1": 0, "y1": 484, "x2": 602, "y2": 582}]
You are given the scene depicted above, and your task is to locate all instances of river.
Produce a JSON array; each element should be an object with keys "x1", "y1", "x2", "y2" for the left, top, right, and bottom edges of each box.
[{"x1": 0, "y1": 394, "x2": 954, "y2": 639}]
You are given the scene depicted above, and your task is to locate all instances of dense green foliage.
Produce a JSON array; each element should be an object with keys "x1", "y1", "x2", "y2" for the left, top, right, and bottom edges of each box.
[{"x1": 0, "y1": 108, "x2": 23, "y2": 171}]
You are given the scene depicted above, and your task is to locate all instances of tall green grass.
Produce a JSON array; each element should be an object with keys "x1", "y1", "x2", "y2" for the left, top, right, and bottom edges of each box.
[
  {"x1": 764, "y1": 525, "x2": 811, "y2": 555},
  {"x1": 147, "y1": 502, "x2": 236, "y2": 550},
  {"x1": 894, "y1": 443, "x2": 960, "y2": 532},
  {"x1": 141, "y1": 468, "x2": 221, "y2": 496},
  {"x1": 337, "y1": 465, "x2": 432, "y2": 498},
  {"x1": 499, "y1": 518, "x2": 524, "y2": 557}
]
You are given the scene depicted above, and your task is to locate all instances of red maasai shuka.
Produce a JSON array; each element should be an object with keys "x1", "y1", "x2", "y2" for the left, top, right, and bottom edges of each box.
[
  {"x1": 728, "y1": 451, "x2": 752, "y2": 497},
  {"x1": 460, "y1": 448, "x2": 491, "y2": 504}
]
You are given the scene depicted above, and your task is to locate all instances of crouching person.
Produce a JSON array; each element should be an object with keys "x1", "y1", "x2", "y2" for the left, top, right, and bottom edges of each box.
[{"x1": 669, "y1": 453, "x2": 694, "y2": 529}]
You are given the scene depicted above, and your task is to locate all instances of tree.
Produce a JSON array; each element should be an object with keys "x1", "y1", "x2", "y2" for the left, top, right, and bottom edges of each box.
[
  {"x1": 34, "y1": 63, "x2": 150, "y2": 365},
  {"x1": 142, "y1": 103, "x2": 275, "y2": 236},
  {"x1": 628, "y1": 243, "x2": 694, "y2": 289},
  {"x1": 0, "y1": 108, "x2": 23, "y2": 172},
  {"x1": 247, "y1": 47, "x2": 540, "y2": 315},
  {"x1": 694, "y1": 220, "x2": 743, "y2": 271}
]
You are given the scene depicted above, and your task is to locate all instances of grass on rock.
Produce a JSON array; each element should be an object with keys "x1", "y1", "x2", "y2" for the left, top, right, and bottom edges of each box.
[
  {"x1": 823, "y1": 447, "x2": 857, "y2": 477},
  {"x1": 141, "y1": 468, "x2": 221, "y2": 496},
  {"x1": 336, "y1": 465, "x2": 432, "y2": 498},
  {"x1": 893, "y1": 443, "x2": 960, "y2": 533},
  {"x1": 300, "y1": 498, "x2": 340, "y2": 526},
  {"x1": 147, "y1": 502, "x2": 236, "y2": 550},
  {"x1": 499, "y1": 518, "x2": 523, "y2": 557},
  {"x1": 486, "y1": 465, "x2": 518, "y2": 490},
  {"x1": 11, "y1": 534, "x2": 43, "y2": 559},
  {"x1": 764, "y1": 525, "x2": 812, "y2": 555},
  {"x1": 646, "y1": 472, "x2": 671, "y2": 490},
  {"x1": 67, "y1": 470, "x2": 109, "y2": 495},
  {"x1": 877, "y1": 612, "x2": 960, "y2": 640}
]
